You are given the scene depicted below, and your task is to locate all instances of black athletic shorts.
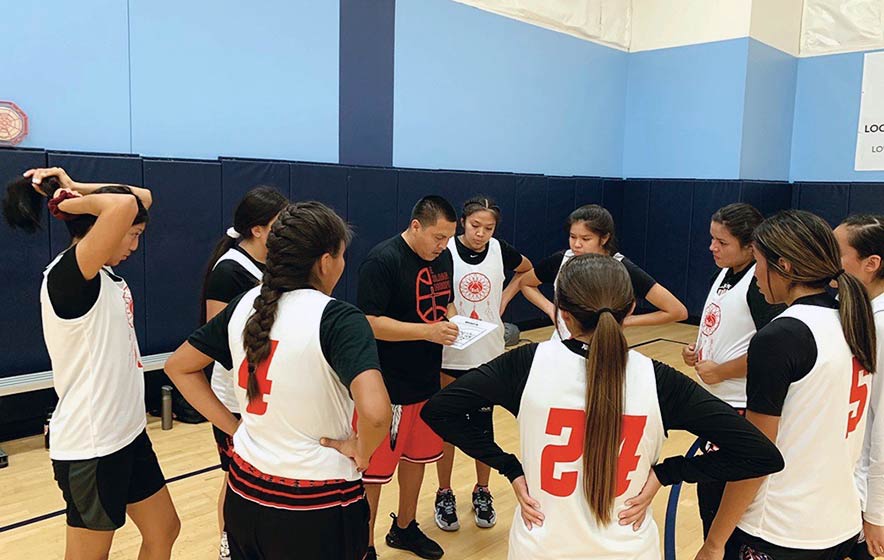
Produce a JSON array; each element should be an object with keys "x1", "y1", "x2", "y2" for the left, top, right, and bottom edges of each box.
[
  {"x1": 52, "y1": 430, "x2": 166, "y2": 530},
  {"x1": 213, "y1": 413, "x2": 241, "y2": 472},
  {"x1": 725, "y1": 527, "x2": 859, "y2": 560},
  {"x1": 224, "y1": 486, "x2": 369, "y2": 560}
]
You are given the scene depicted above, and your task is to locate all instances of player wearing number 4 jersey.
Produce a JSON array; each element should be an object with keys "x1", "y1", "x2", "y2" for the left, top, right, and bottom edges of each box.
[
  {"x1": 696, "y1": 211, "x2": 878, "y2": 560},
  {"x1": 423, "y1": 254, "x2": 783, "y2": 560},
  {"x1": 166, "y1": 202, "x2": 392, "y2": 560}
]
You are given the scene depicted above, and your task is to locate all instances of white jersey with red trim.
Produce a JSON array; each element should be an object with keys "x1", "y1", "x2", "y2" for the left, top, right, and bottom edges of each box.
[
  {"x1": 739, "y1": 304, "x2": 869, "y2": 548},
  {"x1": 695, "y1": 265, "x2": 757, "y2": 407},
  {"x1": 511, "y1": 341, "x2": 665, "y2": 559},
  {"x1": 41, "y1": 252, "x2": 146, "y2": 460},
  {"x1": 442, "y1": 237, "x2": 506, "y2": 370},
  {"x1": 227, "y1": 287, "x2": 360, "y2": 482}
]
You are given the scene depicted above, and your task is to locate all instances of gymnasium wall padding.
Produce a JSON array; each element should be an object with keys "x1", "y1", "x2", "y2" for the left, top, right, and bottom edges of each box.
[
  {"x1": 290, "y1": 162, "x2": 350, "y2": 299},
  {"x1": 686, "y1": 180, "x2": 742, "y2": 315},
  {"x1": 346, "y1": 167, "x2": 399, "y2": 304},
  {"x1": 142, "y1": 159, "x2": 222, "y2": 354},
  {"x1": 574, "y1": 177, "x2": 605, "y2": 209},
  {"x1": 601, "y1": 178, "x2": 627, "y2": 228},
  {"x1": 794, "y1": 182, "x2": 851, "y2": 227},
  {"x1": 740, "y1": 180, "x2": 792, "y2": 219},
  {"x1": 646, "y1": 179, "x2": 695, "y2": 306},
  {"x1": 848, "y1": 183, "x2": 884, "y2": 216},
  {"x1": 618, "y1": 180, "x2": 652, "y2": 271},
  {"x1": 0, "y1": 148, "x2": 50, "y2": 377},
  {"x1": 510, "y1": 174, "x2": 549, "y2": 325},
  {"x1": 220, "y1": 159, "x2": 291, "y2": 222},
  {"x1": 47, "y1": 152, "x2": 147, "y2": 349}
]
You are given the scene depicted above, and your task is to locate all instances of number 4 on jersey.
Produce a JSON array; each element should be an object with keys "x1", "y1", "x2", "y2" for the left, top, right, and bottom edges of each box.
[
  {"x1": 540, "y1": 408, "x2": 647, "y2": 498},
  {"x1": 237, "y1": 340, "x2": 280, "y2": 415}
]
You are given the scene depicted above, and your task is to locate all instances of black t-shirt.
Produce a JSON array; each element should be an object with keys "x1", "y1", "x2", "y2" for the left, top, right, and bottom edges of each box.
[
  {"x1": 357, "y1": 235, "x2": 455, "y2": 405},
  {"x1": 711, "y1": 265, "x2": 786, "y2": 331},
  {"x1": 47, "y1": 245, "x2": 115, "y2": 320},
  {"x1": 533, "y1": 250, "x2": 657, "y2": 299},
  {"x1": 205, "y1": 246, "x2": 265, "y2": 303},
  {"x1": 453, "y1": 236, "x2": 523, "y2": 271},
  {"x1": 422, "y1": 339, "x2": 783, "y2": 485},
  {"x1": 746, "y1": 292, "x2": 837, "y2": 416},
  {"x1": 188, "y1": 292, "x2": 380, "y2": 389}
]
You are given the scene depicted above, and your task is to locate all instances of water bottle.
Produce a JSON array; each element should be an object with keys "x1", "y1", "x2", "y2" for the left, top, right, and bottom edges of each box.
[{"x1": 161, "y1": 386, "x2": 173, "y2": 430}]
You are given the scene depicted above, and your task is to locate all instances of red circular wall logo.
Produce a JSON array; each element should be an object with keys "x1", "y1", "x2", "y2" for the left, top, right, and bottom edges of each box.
[
  {"x1": 459, "y1": 272, "x2": 491, "y2": 303},
  {"x1": 0, "y1": 101, "x2": 28, "y2": 146},
  {"x1": 702, "y1": 303, "x2": 721, "y2": 336}
]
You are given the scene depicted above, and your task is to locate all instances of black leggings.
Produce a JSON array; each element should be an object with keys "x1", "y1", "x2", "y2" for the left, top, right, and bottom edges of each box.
[{"x1": 224, "y1": 488, "x2": 370, "y2": 560}]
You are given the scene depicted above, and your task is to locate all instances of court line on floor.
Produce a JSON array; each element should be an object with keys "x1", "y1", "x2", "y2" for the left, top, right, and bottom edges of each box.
[{"x1": 0, "y1": 464, "x2": 220, "y2": 534}]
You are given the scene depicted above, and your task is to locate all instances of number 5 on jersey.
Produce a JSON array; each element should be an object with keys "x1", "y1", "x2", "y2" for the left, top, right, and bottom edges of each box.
[
  {"x1": 237, "y1": 340, "x2": 279, "y2": 415},
  {"x1": 540, "y1": 408, "x2": 647, "y2": 497}
]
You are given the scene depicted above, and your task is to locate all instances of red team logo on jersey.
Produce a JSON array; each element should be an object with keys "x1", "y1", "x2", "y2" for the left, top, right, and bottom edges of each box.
[
  {"x1": 416, "y1": 267, "x2": 451, "y2": 323},
  {"x1": 121, "y1": 285, "x2": 143, "y2": 369},
  {"x1": 459, "y1": 272, "x2": 491, "y2": 320},
  {"x1": 701, "y1": 303, "x2": 721, "y2": 336}
]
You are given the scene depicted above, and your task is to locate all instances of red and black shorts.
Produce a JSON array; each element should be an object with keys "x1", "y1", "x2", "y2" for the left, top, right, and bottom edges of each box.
[{"x1": 357, "y1": 400, "x2": 444, "y2": 485}]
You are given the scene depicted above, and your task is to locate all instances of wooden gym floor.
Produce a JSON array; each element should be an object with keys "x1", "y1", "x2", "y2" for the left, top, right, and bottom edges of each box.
[{"x1": 0, "y1": 323, "x2": 707, "y2": 559}]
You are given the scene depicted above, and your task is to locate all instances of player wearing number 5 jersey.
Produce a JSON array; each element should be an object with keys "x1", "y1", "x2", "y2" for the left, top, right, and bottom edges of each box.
[
  {"x1": 696, "y1": 211, "x2": 878, "y2": 560},
  {"x1": 165, "y1": 202, "x2": 392, "y2": 560},
  {"x1": 423, "y1": 254, "x2": 783, "y2": 560}
]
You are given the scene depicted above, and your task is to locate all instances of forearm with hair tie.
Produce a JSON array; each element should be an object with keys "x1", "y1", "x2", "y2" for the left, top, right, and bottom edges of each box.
[{"x1": 47, "y1": 190, "x2": 79, "y2": 221}]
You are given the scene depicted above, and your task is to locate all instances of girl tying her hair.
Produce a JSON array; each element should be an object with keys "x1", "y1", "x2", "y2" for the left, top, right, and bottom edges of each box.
[{"x1": 3, "y1": 167, "x2": 179, "y2": 560}]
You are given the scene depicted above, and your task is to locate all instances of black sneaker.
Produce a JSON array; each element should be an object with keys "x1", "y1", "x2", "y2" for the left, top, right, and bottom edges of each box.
[
  {"x1": 472, "y1": 486, "x2": 497, "y2": 528},
  {"x1": 365, "y1": 546, "x2": 378, "y2": 560},
  {"x1": 433, "y1": 488, "x2": 460, "y2": 532},
  {"x1": 385, "y1": 513, "x2": 444, "y2": 559}
]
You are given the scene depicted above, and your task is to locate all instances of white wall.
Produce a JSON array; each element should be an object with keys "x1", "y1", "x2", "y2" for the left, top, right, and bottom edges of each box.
[
  {"x1": 630, "y1": 0, "x2": 752, "y2": 52},
  {"x1": 750, "y1": 0, "x2": 803, "y2": 56}
]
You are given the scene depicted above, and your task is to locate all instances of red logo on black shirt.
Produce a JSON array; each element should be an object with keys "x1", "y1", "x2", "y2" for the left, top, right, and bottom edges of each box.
[{"x1": 416, "y1": 267, "x2": 451, "y2": 323}]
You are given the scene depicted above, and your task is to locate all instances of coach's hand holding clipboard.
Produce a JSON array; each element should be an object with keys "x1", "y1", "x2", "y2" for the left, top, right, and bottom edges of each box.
[{"x1": 448, "y1": 315, "x2": 498, "y2": 351}]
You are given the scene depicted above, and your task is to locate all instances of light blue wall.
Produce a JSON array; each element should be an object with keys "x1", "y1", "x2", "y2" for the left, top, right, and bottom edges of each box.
[
  {"x1": 128, "y1": 0, "x2": 339, "y2": 162},
  {"x1": 4, "y1": 1, "x2": 131, "y2": 153},
  {"x1": 393, "y1": 0, "x2": 628, "y2": 177},
  {"x1": 623, "y1": 38, "x2": 749, "y2": 180},
  {"x1": 5, "y1": 1, "x2": 339, "y2": 162},
  {"x1": 791, "y1": 49, "x2": 884, "y2": 182},
  {"x1": 740, "y1": 39, "x2": 797, "y2": 181}
]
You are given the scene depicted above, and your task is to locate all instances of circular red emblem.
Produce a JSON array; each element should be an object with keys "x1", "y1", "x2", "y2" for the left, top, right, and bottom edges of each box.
[
  {"x1": 0, "y1": 101, "x2": 28, "y2": 146},
  {"x1": 702, "y1": 303, "x2": 721, "y2": 336},
  {"x1": 459, "y1": 272, "x2": 491, "y2": 303}
]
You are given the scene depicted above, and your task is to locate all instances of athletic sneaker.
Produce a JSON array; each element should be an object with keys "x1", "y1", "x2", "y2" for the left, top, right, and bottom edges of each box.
[
  {"x1": 386, "y1": 513, "x2": 444, "y2": 559},
  {"x1": 434, "y1": 488, "x2": 460, "y2": 531},
  {"x1": 365, "y1": 546, "x2": 378, "y2": 560},
  {"x1": 472, "y1": 486, "x2": 497, "y2": 528},
  {"x1": 218, "y1": 531, "x2": 231, "y2": 560}
]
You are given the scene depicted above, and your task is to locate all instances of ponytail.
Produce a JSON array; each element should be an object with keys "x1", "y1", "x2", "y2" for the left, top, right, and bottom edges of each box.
[
  {"x1": 754, "y1": 210, "x2": 877, "y2": 373},
  {"x1": 3, "y1": 176, "x2": 59, "y2": 232},
  {"x1": 836, "y1": 271, "x2": 877, "y2": 373},
  {"x1": 582, "y1": 309, "x2": 629, "y2": 524},
  {"x1": 555, "y1": 254, "x2": 634, "y2": 524},
  {"x1": 200, "y1": 186, "x2": 288, "y2": 324}
]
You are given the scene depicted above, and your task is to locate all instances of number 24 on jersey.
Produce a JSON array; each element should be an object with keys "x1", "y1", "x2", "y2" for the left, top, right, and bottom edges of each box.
[{"x1": 540, "y1": 408, "x2": 647, "y2": 498}]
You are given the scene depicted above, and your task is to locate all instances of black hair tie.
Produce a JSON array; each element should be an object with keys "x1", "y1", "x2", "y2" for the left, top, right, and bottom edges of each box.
[
  {"x1": 829, "y1": 269, "x2": 845, "y2": 283},
  {"x1": 596, "y1": 308, "x2": 614, "y2": 315}
]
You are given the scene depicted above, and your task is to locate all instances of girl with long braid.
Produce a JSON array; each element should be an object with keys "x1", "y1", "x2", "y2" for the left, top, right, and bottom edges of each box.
[{"x1": 165, "y1": 202, "x2": 391, "y2": 560}]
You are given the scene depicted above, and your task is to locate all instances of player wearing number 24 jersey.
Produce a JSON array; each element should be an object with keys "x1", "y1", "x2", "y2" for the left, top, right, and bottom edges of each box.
[{"x1": 423, "y1": 254, "x2": 783, "y2": 560}]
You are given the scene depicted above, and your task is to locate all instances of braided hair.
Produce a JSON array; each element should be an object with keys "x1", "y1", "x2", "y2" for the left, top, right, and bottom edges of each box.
[{"x1": 241, "y1": 201, "x2": 352, "y2": 403}]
